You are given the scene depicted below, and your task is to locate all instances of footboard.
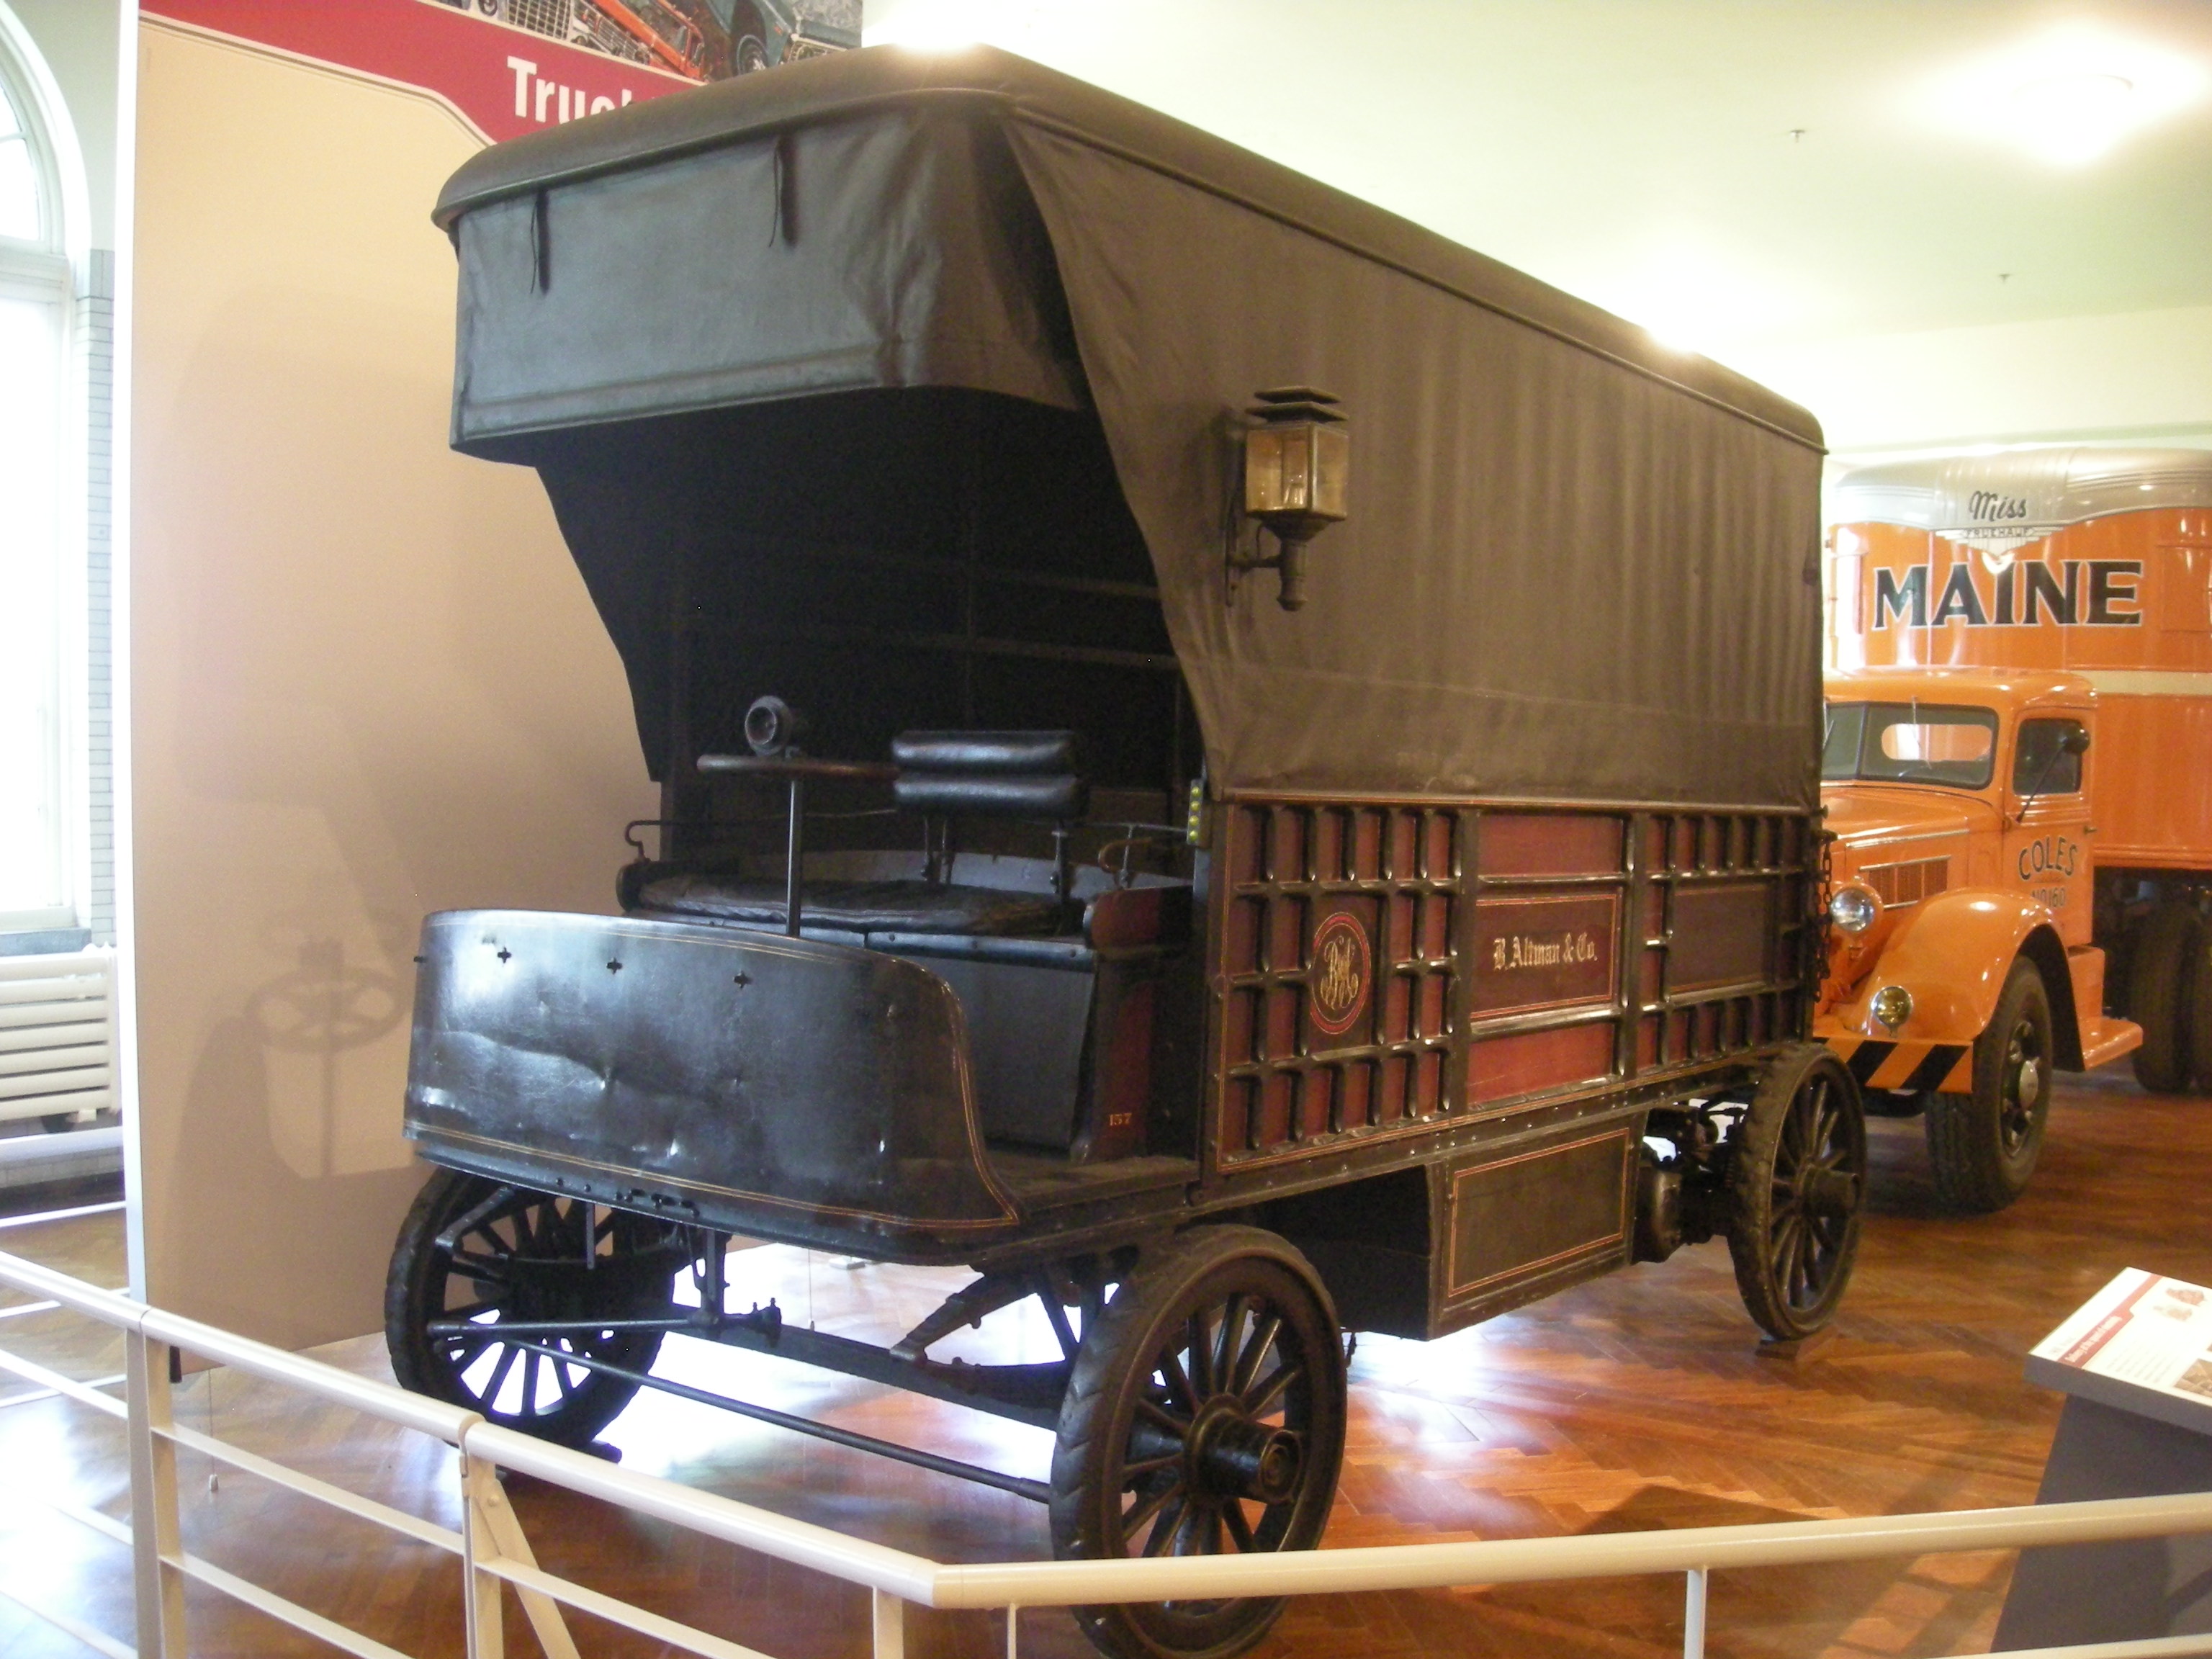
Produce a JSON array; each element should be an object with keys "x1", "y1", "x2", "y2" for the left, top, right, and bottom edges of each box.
[{"x1": 403, "y1": 910, "x2": 1020, "y2": 1254}]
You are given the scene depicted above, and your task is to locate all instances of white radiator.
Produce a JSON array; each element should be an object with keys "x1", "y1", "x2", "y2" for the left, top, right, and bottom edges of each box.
[{"x1": 0, "y1": 948, "x2": 117, "y2": 1126}]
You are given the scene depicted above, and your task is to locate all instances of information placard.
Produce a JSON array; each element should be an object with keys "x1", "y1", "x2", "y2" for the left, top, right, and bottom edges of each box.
[{"x1": 2027, "y1": 1267, "x2": 2212, "y2": 1435}]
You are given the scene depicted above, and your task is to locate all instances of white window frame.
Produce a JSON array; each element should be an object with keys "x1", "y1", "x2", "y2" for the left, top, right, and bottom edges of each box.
[{"x1": 0, "y1": 2, "x2": 90, "y2": 940}]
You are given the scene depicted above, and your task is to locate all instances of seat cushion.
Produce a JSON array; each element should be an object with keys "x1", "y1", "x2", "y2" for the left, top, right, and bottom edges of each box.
[
  {"x1": 635, "y1": 873, "x2": 1065, "y2": 936},
  {"x1": 892, "y1": 772, "x2": 1087, "y2": 818},
  {"x1": 891, "y1": 731, "x2": 1076, "y2": 772}
]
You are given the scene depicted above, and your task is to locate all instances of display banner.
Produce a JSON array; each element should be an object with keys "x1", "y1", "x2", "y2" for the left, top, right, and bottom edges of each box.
[{"x1": 139, "y1": 0, "x2": 857, "y2": 143}]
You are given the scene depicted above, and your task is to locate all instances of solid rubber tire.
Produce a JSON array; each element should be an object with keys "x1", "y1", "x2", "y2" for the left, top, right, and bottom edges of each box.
[
  {"x1": 1726, "y1": 1044, "x2": 1866, "y2": 1342},
  {"x1": 2129, "y1": 904, "x2": 2199, "y2": 1094},
  {"x1": 1050, "y1": 1226, "x2": 1346, "y2": 1659},
  {"x1": 1925, "y1": 958, "x2": 2054, "y2": 1213},
  {"x1": 385, "y1": 1169, "x2": 678, "y2": 1448}
]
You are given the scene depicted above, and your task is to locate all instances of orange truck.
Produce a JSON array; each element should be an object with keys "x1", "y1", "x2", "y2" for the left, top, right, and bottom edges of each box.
[{"x1": 1819, "y1": 447, "x2": 2212, "y2": 1209}]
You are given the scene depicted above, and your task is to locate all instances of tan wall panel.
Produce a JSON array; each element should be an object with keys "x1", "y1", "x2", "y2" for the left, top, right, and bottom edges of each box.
[{"x1": 131, "y1": 24, "x2": 654, "y2": 1348}]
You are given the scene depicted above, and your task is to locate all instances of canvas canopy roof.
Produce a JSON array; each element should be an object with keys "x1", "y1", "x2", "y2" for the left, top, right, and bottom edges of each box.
[{"x1": 436, "y1": 45, "x2": 1825, "y2": 809}]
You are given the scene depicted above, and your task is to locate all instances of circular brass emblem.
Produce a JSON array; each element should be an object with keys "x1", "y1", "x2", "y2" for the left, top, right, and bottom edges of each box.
[{"x1": 1308, "y1": 912, "x2": 1372, "y2": 1036}]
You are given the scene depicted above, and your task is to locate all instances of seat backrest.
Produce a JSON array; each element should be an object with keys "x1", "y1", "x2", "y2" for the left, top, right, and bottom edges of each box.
[{"x1": 891, "y1": 730, "x2": 1088, "y2": 819}]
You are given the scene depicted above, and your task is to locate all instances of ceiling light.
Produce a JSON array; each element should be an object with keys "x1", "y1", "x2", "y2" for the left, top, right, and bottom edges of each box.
[
  {"x1": 1917, "y1": 28, "x2": 2206, "y2": 167},
  {"x1": 2011, "y1": 71, "x2": 2136, "y2": 164},
  {"x1": 2016, "y1": 71, "x2": 2133, "y2": 118}
]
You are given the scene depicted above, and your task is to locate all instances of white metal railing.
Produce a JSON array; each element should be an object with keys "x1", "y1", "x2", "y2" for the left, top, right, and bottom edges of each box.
[
  {"x1": 0, "y1": 948, "x2": 117, "y2": 1125},
  {"x1": 1, "y1": 1241, "x2": 2210, "y2": 1659}
]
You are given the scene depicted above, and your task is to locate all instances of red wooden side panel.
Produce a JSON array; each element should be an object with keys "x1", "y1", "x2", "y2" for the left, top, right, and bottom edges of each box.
[
  {"x1": 1209, "y1": 799, "x2": 1816, "y2": 1171},
  {"x1": 1466, "y1": 811, "x2": 1624, "y2": 1106},
  {"x1": 1215, "y1": 803, "x2": 1458, "y2": 1167}
]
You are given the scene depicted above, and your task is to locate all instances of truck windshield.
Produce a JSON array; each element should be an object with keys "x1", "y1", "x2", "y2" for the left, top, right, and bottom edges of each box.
[{"x1": 1823, "y1": 702, "x2": 2000, "y2": 789}]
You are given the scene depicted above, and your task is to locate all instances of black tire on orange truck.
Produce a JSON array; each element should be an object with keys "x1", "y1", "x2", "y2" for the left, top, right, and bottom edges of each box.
[
  {"x1": 2129, "y1": 902, "x2": 2200, "y2": 1095},
  {"x1": 1925, "y1": 958, "x2": 2054, "y2": 1213},
  {"x1": 2190, "y1": 928, "x2": 2212, "y2": 1092}
]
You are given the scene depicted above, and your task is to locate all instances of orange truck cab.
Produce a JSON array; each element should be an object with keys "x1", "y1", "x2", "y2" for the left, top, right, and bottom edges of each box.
[
  {"x1": 1822, "y1": 447, "x2": 2212, "y2": 1210},
  {"x1": 1819, "y1": 668, "x2": 2139, "y2": 1208}
]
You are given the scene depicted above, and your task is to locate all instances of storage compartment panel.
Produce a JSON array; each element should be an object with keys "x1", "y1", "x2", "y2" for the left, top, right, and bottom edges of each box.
[{"x1": 1437, "y1": 1128, "x2": 1633, "y2": 1326}]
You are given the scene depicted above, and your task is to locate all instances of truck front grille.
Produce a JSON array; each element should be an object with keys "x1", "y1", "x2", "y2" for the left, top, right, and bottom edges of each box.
[{"x1": 1861, "y1": 857, "x2": 1949, "y2": 907}]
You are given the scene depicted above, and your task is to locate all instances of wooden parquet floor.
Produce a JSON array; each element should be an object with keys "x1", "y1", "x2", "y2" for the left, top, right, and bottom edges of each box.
[{"x1": 3, "y1": 1067, "x2": 2209, "y2": 1659}]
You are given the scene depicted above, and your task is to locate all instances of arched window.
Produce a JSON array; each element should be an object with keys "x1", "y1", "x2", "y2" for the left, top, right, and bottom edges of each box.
[
  {"x1": 0, "y1": 23, "x2": 79, "y2": 938},
  {"x1": 0, "y1": 68, "x2": 49, "y2": 239}
]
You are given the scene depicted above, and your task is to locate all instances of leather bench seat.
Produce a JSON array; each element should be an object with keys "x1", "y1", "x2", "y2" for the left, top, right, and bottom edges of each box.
[{"x1": 635, "y1": 873, "x2": 1065, "y2": 936}]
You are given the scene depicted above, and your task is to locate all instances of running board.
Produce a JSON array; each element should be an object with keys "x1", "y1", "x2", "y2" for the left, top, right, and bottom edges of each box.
[{"x1": 2079, "y1": 1015, "x2": 2144, "y2": 1072}]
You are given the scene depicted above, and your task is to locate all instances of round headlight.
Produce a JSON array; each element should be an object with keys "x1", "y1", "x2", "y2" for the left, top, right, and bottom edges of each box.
[
  {"x1": 1829, "y1": 884, "x2": 1881, "y2": 935},
  {"x1": 1869, "y1": 984, "x2": 1914, "y2": 1031}
]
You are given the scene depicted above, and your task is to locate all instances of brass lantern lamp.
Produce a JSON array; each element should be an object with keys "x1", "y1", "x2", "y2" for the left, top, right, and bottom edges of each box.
[{"x1": 1231, "y1": 387, "x2": 1349, "y2": 611}]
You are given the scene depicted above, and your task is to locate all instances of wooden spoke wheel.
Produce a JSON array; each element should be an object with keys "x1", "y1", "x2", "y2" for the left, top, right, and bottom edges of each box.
[
  {"x1": 1050, "y1": 1226, "x2": 1346, "y2": 1659},
  {"x1": 1727, "y1": 1045, "x2": 1867, "y2": 1341},
  {"x1": 385, "y1": 1169, "x2": 691, "y2": 1447}
]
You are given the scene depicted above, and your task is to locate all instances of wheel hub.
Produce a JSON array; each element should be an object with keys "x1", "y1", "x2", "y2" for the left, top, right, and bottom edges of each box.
[
  {"x1": 497, "y1": 1257, "x2": 618, "y2": 1324},
  {"x1": 1799, "y1": 1167, "x2": 1859, "y2": 1220},
  {"x1": 1187, "y1": 1399, "x2": 1303, "y2": 1505},
  {"x1": 2014, "y1": 1055, "x2": 2043, "y2": 1111}
]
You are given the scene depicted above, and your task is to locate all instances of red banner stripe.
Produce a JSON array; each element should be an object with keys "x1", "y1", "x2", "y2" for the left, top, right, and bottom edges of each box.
[{"x1": 143, "y1": 0, "x2": 700, "y2": 145}]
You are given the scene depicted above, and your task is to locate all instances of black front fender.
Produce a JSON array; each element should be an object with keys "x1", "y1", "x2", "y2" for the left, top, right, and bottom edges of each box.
[{"x1": 403, "y1": 910, "x2": 1021, "y2": 1250}]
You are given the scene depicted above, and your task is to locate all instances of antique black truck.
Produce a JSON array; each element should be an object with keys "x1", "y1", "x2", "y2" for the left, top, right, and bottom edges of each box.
[{"x1": 385, "y1": 45, "x2": 1858, "y2": 1659}]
